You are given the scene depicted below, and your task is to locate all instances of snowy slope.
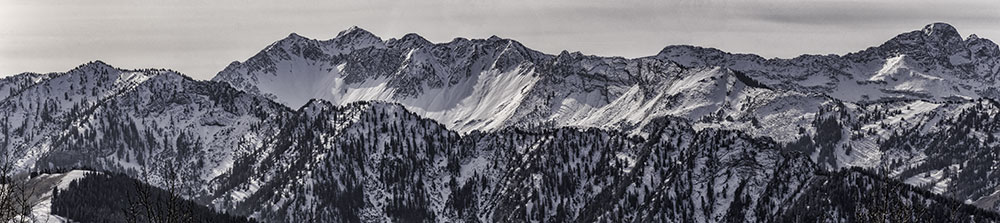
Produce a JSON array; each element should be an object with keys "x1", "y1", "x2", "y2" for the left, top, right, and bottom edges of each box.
[{"x1": 22, "y1": 170, "x2": 92, "y2": 223}]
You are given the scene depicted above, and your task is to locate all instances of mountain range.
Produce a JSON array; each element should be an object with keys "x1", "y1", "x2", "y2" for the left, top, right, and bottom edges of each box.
[{"x1": 3, "y1": 22, "x2": 1000, "y2": 222}]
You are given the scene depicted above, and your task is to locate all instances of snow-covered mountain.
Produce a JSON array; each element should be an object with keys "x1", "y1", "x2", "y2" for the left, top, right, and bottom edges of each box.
[
  {"x1": 3, "y1": 22, "x2": 1000, "y2": 222},
  {"x1": 659, "y1": 23, "x2": 1000, "y2": 101},
  {"x1": 208, "y1": 22, "x2": 1000, "y2": 215},
  {"x1": 214, "y1": 23, "x2": 998, "y2": 134},
  {"x1": 0, "y1": 61, "x2": 294, "y2": 217}
]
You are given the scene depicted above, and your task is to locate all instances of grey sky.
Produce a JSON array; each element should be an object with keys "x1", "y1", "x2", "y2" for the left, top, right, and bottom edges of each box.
[{"x1": 2, "y1": 0, "x2": 999, "y2": 80}]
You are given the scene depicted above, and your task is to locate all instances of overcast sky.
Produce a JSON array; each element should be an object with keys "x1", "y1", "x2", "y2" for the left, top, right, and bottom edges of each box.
[{"x1": 2, "y1": 0, "x2": 999, "y2": 80}]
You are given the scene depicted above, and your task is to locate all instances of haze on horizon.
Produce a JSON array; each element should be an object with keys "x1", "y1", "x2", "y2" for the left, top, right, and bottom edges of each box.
[{"x1": 2, "y1": 0, "x2": 999, "y2": 80}]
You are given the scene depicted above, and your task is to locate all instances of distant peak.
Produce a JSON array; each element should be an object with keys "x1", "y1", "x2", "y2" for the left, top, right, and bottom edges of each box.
[
  {"x1": 656, "y1": 45, "x2": 726, "y2": 57},
  {"x1": 64, "y1": 60, "x2": 119, "y2": 75},
  {"x1": 387, "y1": 33, "x2": 432, "y2": 49},
  {"x1": 920, "y1": 22, "x2": 962, "y2": 43},
  {"x1": 922, "y1": 23, "x2": 957, "y2": 36},
  {"x1": 658, "y1": 45, "x2": 698, "y2": 53},
  {"x1": 287, "y1": 32, "x2": 305, "y2": 39},
  {"x1": 270, "y1": 32, "x2": 310, "y2": 47},
  {"x1": 400, "y1": 33, "x2": 430, "y2": 44},
  {"x1": 878, "y1": 22, "x2": 965, "y2": 52},
  {"x1": 80, "y1": 60, "x2": 114, "y2": 70},
  {"x1": 401, "y1": 33, "x2": 425, "y2": 40},
  {"x1": 264, "y1": 33, "x2": 311, "y2": 51},
  {"x1": 556, "y1": 50, "x2": 585, "y2": 62},
  {"x1": 450, "y1": 37, "x2": 470, "y2": 43},
  {"x1": 336, "y1": 26, "x2": 375, "y2": 39},
  {"x1": 333, "y1": 26, "x2": 383, "y2": 45},
  {"x1": 88, "y1": 60, "x2": 109, "y2": 66}
]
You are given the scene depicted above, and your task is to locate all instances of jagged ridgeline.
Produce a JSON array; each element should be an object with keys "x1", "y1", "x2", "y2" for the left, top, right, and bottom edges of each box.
[{"x1": 0, "y1": 22, "x2": 999, "y2": 222}]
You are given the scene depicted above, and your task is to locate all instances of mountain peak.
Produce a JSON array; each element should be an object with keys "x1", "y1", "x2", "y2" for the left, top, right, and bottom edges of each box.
[
  {"x1": 388, "y1": 33, "x2": 432, "y2": 48},
  {"x1": 400, "y1": 33, "x2": 428, "y2": 42},
  {"x1": 86, "y1": 60, "x2": 110, "y2": 67},
  {"x1": 332, "y1": 26, "x2": 383, "y2": 47},
  {"x1": 874, "y1": 22, "x2": 967, "y2": 55},
  {"x1": 336, "y1": 26, "x2": 378, "y2": 40},
  {"x1": 75, "y1": 60, "x2": 116, "y2": 71},
  {"x1": 921, "y1": 22, "x2": 962, "y2": 42},
  {"x1": 286, "y1": 32, "x2": 306, "y2": 40},
  {"x1": 273, "y1": 33, "x2": 310, "y2": 46}
]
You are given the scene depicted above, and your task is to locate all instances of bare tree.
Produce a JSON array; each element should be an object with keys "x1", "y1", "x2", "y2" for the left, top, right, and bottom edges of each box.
[
  {"x1": 124, "y1": 157, "x2": 195, "y2": 223},
  {"x1": 0, "y1": 152, "x2": 38, "y2": 223}
]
